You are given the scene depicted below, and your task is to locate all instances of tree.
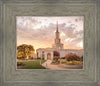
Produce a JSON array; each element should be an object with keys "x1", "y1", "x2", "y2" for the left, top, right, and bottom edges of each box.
[
  {"x1": 17, "y1": 44, "x2": 35, "y2": 59},
  {"x1": 65, "y1": 53, "x2": 80, "y2": 61},
  {"x1": 80, "y1": 56, "x2": 83, "y2": 61},
  {"x1": 53, "y1": 51, "x2": 60, "y2": 57}
]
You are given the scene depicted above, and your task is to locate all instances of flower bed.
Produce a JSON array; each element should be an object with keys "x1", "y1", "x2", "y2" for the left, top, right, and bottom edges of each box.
[
  {"x1": 66, "y1": 61, "x2": 83, "y2": 65},
  {"x1": 17, "y1": 62, "x2": 25, "y2": 66},
  {"x1": 58, "y1": 59, "x2": 66, "y2": 63},
  {"x1": 51, "y1": 59, "x2": 60, "y2": 65}
]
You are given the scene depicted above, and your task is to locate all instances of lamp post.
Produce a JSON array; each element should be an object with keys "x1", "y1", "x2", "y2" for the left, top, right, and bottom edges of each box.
[
  {"x1": 46, "y1": 63, "x2": 48, "y2": 69},
  {"x1": 39, "y1": 58, "x2": 41, "y2": 65},
  {"x1": 60, "y1": 58, "x2": 61, "y2": 64}
]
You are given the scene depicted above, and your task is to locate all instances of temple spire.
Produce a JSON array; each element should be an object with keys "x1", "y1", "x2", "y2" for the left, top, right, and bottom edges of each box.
[{"x1": 52, "y1": 21, "x2": 64, "y2": 49}]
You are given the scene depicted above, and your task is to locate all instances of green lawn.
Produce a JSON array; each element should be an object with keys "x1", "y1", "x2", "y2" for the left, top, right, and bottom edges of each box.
[{"x1": 18, "y1": 60, "x2": 46, "y2": 69}]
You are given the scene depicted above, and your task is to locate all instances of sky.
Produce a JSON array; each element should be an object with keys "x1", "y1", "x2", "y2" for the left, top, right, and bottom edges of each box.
[{"x1": 17, "y1": 16, "x2": 84, "y2": 52}]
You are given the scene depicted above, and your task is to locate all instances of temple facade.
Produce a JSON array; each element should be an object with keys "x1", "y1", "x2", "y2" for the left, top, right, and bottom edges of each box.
[{"x1": 36, "y1": 21, "x2": 83, "y2": 60}]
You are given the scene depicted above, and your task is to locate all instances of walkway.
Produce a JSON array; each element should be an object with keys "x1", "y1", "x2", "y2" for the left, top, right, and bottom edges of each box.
[{"x1": 41, "y1": 60, "x2": 67, "y2": 69}]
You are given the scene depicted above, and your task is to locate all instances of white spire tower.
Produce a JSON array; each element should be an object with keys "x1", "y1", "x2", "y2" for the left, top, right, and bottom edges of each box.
[
  {"x1": 52, "y1": 21, "x2": 64, "y2": 49},
  {"x1": 55, "y1": 21, "x2": 60, "y2": 44}
]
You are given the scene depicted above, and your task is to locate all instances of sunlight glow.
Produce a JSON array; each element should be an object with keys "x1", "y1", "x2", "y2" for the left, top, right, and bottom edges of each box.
[
  {"x1": 79, "y1": 41, "x2": 83, "y2": 47},
  {"x1": 65, "y1": 38, "x2": 74, "y2": 42}
]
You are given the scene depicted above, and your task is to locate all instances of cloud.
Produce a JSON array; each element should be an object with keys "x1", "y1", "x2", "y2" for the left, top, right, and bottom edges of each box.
[
  {"x1": 17, "y1": 17, "x2": 41, "y2": 29},
  {"x1": 17, "y1": 17, "x2": 83, "y2": 50}
]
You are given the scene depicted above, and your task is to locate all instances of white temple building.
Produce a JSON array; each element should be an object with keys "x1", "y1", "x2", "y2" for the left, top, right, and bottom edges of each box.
[{"x1": 36, "y1": 21, "x2": 83, "y2": 60}]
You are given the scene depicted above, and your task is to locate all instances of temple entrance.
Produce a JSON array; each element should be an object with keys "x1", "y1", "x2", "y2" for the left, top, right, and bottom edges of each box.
[{"x1": 47, "y1": 53, "x2": 51, "y2": 60}]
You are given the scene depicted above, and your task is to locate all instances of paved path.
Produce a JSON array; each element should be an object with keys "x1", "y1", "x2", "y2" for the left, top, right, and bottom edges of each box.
[
  {"x1": 41, "y1": 60, "x2": 67, "y2": 69},
  {"x1": 42, "y1": 60, "x2": 83, "y2": 69}
]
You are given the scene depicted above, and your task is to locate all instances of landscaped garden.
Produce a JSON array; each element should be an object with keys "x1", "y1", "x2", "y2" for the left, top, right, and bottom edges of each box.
[
  {"x1": 51, "y1": 53, "x2": 83, "y2": 66},
  {"x1": 17, "y1": 60, "x2": 46, "y2": 69},
  {"x1": 52, "y1": 59, "x2": 83, "y2": 65},
  {"x1": 17, "y1": 44, "x2": 83, "y2": 69}
]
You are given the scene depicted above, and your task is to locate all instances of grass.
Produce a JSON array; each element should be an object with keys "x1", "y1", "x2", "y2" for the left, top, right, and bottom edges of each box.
[{"x1": 17, "y1": 60, "x2": 46, "y2": 69}]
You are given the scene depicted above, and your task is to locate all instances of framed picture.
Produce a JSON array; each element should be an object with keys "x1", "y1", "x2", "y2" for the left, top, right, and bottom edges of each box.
[
  {"x1": 0, "y1": 0, "x2": 100, "y2": 86},
  {"x1": 17, "y1": 16, "x2": 84, "y2": 70}
]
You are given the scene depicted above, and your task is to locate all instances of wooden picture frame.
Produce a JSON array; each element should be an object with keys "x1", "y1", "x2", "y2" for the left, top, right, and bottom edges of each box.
[{"x1": 0, "y1": 0, "x2": 100, "y2": 86}]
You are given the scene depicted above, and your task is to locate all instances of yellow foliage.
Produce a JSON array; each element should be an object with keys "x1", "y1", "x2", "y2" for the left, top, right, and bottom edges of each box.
[
  {"x1": 58, "y1": 59, "x2": 66, "y2": 63},
  {"x1": 58, "y1": 59, "x2": 83, "y2": 65},
  {"x1": 66, "y1": 61, "x2": 83, "y2": 65}
]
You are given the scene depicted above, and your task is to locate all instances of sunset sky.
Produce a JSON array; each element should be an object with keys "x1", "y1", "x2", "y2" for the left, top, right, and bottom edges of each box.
[{"x1": 17, "y1": 17, "x2": 84, "y2": 52}]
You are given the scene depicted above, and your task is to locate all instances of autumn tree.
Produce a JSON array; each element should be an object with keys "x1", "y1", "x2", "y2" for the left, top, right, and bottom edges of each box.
[
  {"x1": 80, "y1": 56, "x2": 83, "y2": 61},
  {"x1": 65, "y1": 53, "x2": 80, "y2": 61},
  {"x1": 53, "y1": 51, "x2": 60, "y2": 56},
  {"x1": 53, "y1": 51, "x2": 60, "y2": 60},
  {"x1": 17, "y1": 44, "x2": 35, "y2": 59}
]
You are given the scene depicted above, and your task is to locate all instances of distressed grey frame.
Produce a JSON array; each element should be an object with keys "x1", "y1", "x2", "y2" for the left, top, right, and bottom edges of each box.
[{"x1": 0, "y1": 0, "x2": 100, "y2": 86}]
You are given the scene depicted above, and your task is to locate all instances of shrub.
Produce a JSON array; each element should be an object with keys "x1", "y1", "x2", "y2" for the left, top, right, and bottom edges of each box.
[
  {"x1": 80, "y1": 56, "x2": 83, "y2": 61},
  {"x1": 37, "y1": 57, "x2": 41, "y2": 59},
  {"x1": 17, "y1": 56, "x2": 25, "y2": 59},
  {"x1": 53, "y1": 51, "x2": 60, "y2": 56},
  {"x1": 52, "y1": 59, "x2": 60, "y2": 64},
  {"x1": 52, "y1": 56, "x2": 60, "y2": 64},
  {"x1": 58, "y1": 59, "x2": 61, "y2": 62},
  {"x1": 53, "y1": 56, "x2": 60, "y2": 62},
  {"x1": 60, "y1": 59, "x2": 66, "y2": 63},
  {"x1": 61, "y1": 57, "x2": 65, "y2": 59},
  {"x1": 17, "y1": 62, "x2": 25, "y2": 66},
  {"x1": 42, "y1": 58, "x2": 44, "y2": 60},
  {"x1": 66, "y1": 61, "x2": 83, "y2": 65},
  {"x1": 65, "y1": 53, "x2": 80, "y2": 61},
  {"x1": 20, "y1": 57, "x2": 25, "y2": 60},
  {"x1": 54, "y1": 56, "x2": 59, "y2": 59},
  {"x1": 29, "y1": 56, "x2": 33, "y2": 59}
]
